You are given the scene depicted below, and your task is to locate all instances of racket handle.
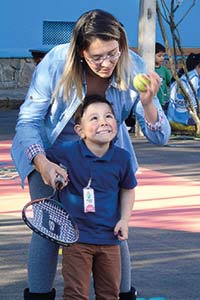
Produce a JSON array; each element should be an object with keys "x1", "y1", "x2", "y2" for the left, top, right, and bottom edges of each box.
[{"x1": 55, "y1": 174, "x2": 66, "y2": 190}]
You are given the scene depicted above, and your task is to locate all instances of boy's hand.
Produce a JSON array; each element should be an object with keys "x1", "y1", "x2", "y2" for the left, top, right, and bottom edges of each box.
[{"x1": 114, "y1": 219, "x2": 129, "y2": 241}]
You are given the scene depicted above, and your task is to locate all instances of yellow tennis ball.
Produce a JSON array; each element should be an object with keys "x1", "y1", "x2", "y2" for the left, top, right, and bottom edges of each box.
[{"x1": 133, "y1": 74, "x2": 151, "y2": 92}]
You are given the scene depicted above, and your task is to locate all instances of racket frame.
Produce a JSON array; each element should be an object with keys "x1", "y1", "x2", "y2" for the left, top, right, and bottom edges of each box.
[{"x1": 22, "y1": 193, "x2": 79, "y2": 246}]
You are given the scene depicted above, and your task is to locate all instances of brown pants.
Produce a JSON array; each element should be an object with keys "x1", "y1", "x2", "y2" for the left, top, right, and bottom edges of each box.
[{"x1": 62, "y1": 243, "x2": 121, "y2": 300}]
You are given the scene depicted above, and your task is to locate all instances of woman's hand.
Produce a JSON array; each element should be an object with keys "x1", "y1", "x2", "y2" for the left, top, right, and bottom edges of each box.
[
  {"x1": 139, "y1": 70, "x2": 161, "y2": 107},
  {"x1": 138, "y1": 70, "x2": 161, "y2": 124},
  {"x1": 33, "y1": 153, "x2": 69, "y2": 189}
]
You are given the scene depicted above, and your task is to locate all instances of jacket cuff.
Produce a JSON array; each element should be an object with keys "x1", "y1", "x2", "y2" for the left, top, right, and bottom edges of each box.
[
  {"x1": 25, "y1": 143, "x2": 46, "y2": 161},
  {"x1": 145, "y1": 109, "x2": 165, "y2": 131}
]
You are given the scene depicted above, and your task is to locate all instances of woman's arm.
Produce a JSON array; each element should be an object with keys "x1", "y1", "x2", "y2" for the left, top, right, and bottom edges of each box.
[
  {"x1": 130, "y1": 50, "x2": 171, "y2": 145},
  {"x1": 33, "y1": 153, "x2": 68, "y2": 189},
  {"x1": 135, "y1": 71, "x2": 171, "y2": 145},
  {"x1": 11, "y1": 44, "x2": 69, "y2": 186}
]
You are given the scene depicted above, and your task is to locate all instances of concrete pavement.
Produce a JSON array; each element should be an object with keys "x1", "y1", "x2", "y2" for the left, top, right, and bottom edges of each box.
[
  {"x1": 0, "y1": 108, "x2": 200, "y2": 300},
  {"x1": 0, "y1": 87, "x2": 27, "y2": 109}
]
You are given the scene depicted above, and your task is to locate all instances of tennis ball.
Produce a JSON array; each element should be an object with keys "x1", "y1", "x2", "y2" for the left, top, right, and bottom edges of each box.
[{"x1": 133, "y1": 74, "x2": 151, "y2": 92}]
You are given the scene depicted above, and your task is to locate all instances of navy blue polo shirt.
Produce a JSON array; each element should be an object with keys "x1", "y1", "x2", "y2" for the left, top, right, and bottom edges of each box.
[{"x1": 47, "y1": 139, "x2": 137, "y2": 245}]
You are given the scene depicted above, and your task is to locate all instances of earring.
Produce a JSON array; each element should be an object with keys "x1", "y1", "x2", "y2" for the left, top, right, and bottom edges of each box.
[{"x1": 80, "y1": 58, "x2": 83, "y2": 63}]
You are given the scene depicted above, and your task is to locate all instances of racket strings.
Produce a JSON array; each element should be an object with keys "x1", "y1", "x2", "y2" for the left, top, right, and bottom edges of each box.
[{"x1": 29, "y1": 200, "x2": 78, "y2": 243}]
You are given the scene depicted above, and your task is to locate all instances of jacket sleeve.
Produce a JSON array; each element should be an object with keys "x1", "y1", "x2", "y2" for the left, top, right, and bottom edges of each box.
[
  {"x1": 129, "y1": 50, "x2": 171, "y2": 145},
  {"x1": 10, "y1": 45, "x2": 67, "y2": 186}
]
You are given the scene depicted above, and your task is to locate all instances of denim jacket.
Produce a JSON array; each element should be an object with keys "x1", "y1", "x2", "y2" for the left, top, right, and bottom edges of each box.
[{"x1": 11, "y1": 43, "x2": 171, "y2": 187}]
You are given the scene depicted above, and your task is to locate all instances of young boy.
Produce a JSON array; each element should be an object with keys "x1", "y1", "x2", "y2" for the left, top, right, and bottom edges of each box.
[
  {"x1": 155, "y1": 42, "x2": 172, "y2": 113},
  {"x1": 46, "y1": 94, "x2": 137, "y2": 300}
]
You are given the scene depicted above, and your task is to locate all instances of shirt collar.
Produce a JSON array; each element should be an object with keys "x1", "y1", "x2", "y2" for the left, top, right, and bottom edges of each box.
[{"x1": 78, "y1": 139, "x2": 115, "y2": 162}]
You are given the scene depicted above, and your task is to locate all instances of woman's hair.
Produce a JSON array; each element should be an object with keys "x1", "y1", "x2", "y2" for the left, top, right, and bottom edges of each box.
[
  {"x1": 186, "y1": 53, "x2": 200, "y2": 71},
  {"x1": 53, "y1": 9, "x2": 131, "y2": 102},
  {"x1": 74, "y1": 94, "x2": 115, "y2": 124},
  {"x1": 178, "y1": 52, "x2": 200, "y2": 77}
]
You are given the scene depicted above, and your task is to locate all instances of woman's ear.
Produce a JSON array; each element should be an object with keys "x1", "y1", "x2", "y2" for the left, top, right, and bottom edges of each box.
[
  {"x1": 74, "y1": 124, "x2": 85, "y2": 139},
  {"x1": 79, "y1": 50, "x2": 84, "y2": 60}
]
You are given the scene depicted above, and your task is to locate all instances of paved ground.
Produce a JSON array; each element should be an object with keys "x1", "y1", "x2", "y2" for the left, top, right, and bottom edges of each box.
[
  {"x1": 0, "y1": 87, "x2": 27, "y2": 109},
  {"x1": 0, "y1": 108, "x2": 200, "y2": 300}
]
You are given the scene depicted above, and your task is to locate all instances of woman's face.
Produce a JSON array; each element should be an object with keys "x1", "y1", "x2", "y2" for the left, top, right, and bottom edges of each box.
[{"x1": 82, "y1": 38, "x2": 120, "y2": 78}]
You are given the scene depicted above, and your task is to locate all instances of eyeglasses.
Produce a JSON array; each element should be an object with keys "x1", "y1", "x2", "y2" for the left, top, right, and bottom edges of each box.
[{"x1": 84, "y1": 51, "x2": 121, "y2": 66}]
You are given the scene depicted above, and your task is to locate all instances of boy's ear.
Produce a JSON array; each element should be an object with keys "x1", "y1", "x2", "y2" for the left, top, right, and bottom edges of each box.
[{"x1": 74, "y1": 124, "x2": 85, "y2": 139}]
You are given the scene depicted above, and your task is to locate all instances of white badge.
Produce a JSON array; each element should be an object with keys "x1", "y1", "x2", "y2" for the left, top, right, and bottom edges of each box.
[{"x1": 83, "y1": 178, "x2": 95, "y2": 213}]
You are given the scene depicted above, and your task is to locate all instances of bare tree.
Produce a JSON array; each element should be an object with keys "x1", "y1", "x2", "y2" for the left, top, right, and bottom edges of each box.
[
  {"x1": 138, "y1": 0, "x2": 156, "y2": 70},
  {"x1": 135, "y1": 0, "x2": 156, "y2": 137},
  {"x1": 156, "y1": 0, "x2": 200, "y2": 136}
]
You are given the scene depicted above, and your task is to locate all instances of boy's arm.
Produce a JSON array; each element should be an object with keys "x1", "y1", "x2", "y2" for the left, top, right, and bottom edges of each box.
[{"x1": 114, "y1": 188, "x2": 135, "y2": 241}]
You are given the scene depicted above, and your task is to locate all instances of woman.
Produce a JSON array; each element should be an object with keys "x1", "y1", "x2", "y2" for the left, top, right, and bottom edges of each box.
[{"x1": 11, "y1": 9, "x2": 171, "y2": 300}]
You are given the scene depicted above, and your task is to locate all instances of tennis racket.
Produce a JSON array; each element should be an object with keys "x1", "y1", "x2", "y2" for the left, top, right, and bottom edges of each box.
[{"x1": 22, "y1": 176, "x2": 79, "y2": 246}]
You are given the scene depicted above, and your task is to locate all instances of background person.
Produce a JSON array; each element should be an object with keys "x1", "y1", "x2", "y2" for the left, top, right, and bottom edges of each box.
[
  {"x1": 11, "y1": 9, "x2": 171, "y2": 300},
  {"x1": 168, "y1": 52, "x2": 200, "y2": 126},
  {"x1": 155, "y1": 42, "x2": 172, "y2": 113}
]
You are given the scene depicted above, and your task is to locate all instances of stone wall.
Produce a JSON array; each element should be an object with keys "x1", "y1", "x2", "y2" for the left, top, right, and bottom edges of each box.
[
  {"x1": 1, "y1": 48, "x2": 199, "y2": 89},
  {"x1": 0, "y1": 58, "x2": 35, "y2": 89}
]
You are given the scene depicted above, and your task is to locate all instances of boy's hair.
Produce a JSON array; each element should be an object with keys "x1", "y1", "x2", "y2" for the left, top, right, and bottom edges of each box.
[
  {"x1": 74, "y1": 94, "x2": 115, "y2": 124},
  {"x1": 155, "y1": 42, "x2": 166, "y2": 54}
]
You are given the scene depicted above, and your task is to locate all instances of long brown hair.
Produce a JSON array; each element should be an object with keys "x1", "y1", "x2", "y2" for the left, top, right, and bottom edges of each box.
[{"x1": 52, "y1": 9, "x2": 131, "y2": 102}]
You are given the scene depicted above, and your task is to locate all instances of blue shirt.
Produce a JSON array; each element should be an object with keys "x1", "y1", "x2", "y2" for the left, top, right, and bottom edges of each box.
[
  {"x1": 181, "y1": 69, "x2": 200, "y2": 108},
  {"x1": 168, "y1": 69, "x2": 200, "y2": 125},
  {"x1": 11, "y1": 43, "x2": 171, "y2": 187},
  {"x1": 47, "y1": 139, "x2": 137, "y2": 245}
]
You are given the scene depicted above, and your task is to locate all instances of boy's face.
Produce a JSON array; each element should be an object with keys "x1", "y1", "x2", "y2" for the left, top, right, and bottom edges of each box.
[
  {"x1": 155, "y1": 51, "x2": 165, "y2": 67},
  {"x1": 75, "y1": 102, "x2": 117, "y2": 148}
]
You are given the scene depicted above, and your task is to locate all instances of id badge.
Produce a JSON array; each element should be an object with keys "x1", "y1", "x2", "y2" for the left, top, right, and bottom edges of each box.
[{"x1": 83, "y1": 186, "x2": 95, "y2": 213}]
